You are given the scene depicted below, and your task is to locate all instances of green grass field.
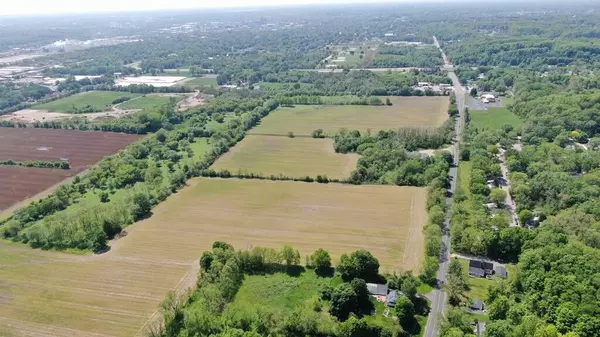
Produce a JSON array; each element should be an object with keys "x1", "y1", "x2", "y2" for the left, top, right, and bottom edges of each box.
[
  {"x1": 117, "y1": 95, "x2": 175, "y2": 110},
  {"x1": 468, "y1": 104, "x2": 522, "y2": 131},
  {"x1": 223, "y1": 269, "x2": 399, "y2": 333},
  {"x1": 457, "y1": 161, "x2": 472, "y2": 199},
  {"x1": 185, "y1": 76, "x2": 218, "y2": 88},
  {"x1": 226, "y1": 269, "x2": 338, "y2": 314},
  {"x1": 33, "y1": 91, "x2": 141, "y2": 112},
  {"x1": 249, "y1": 96, "x2": 449, "y2": 136},
  {"x1": 211, "y1": 135, "x2": 360, "y2": 179}
]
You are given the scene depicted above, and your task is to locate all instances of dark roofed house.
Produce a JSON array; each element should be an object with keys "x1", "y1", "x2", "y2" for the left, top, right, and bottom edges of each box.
[
  {"x1": 482, "y1": 261, "x2": 494, "y2": 275},
  {"x1": 469, "y1": 266, "x2": 485, "y2": 278},
  {"x1": 495, "y1": 265, "x2": 507, "y2": 279},
  {"x1": 470, "y1": 299, "x2": 484, "y2": 312},
  {"x1": 469, "y1": 259, "x2": 494, "y2": 277},
  {"x1": 366, "y1": 283, "x2": 388, "y2": 297},
  {"x1": 386, "y1": 290, "x2": 401, "y2": 307}
]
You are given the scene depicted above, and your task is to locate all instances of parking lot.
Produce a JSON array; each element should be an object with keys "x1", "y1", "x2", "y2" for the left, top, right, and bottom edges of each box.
[{"x1": 467, "y1": 95, "x2": 508, "y2": 111}]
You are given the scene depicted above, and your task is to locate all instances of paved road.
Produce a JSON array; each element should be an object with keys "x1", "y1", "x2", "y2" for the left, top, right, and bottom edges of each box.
[
  {"x1": 497, "y1": 149, "x2": 519, "y2": 227},
  {"x1": 423, "y1": 36, "x2": 466, "y2": 337}
]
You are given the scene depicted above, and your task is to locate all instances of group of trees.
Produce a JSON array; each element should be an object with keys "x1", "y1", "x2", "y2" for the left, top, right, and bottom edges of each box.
[
  {"x1": 259, "y1": 70, "x2": 451, "y2": 97},
  {"x1": 0, "y1": 159, "x2": 70, "y2": 169},
  {"x1": 155, "y1": 241, "x2": 429, "y2": 337},
  {"x1": 0, "y1": 82, "x2": 52, "y2": 114},
  {"x1": 332, "y1": 125, "x2": 453, "y2": 186},
  {"x1": 372, "y1": 45, "x2": 443, "y2": 68},
  {"x1": 0, "y1": 98, "x2": 280, "y2": 251}
]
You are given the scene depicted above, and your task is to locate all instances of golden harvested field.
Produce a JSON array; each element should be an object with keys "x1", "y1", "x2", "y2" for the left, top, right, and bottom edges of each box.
[
  {"x1": 0, "y1": 178, "x2": 426, "y2": 336},
  {"x1": 211, "y1": 135, "x2": 360, "y2": 179},
  {"x1": 249, "y1": 96, "x2": 449, "y2": 136},
  {"x1": 115, "y1": 178, "x2": 427, "y2": 273},
  {"x1": 0, "y1": 242, "x2": 190, "y2": 337}
]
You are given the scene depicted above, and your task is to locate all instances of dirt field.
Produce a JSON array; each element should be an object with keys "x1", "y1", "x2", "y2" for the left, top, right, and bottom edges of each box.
[
  {"x1": 0, "y1": 129, "x2": 140, "y2": 210},
  {"x1": 249, "y1": 96, "x2": 449, "y2": 136},
  {"x1": 0, "y1": 166, "x2": 72, "y2": 210},
  {"x1": 211, "y1": 135, "x2": 359, "y2": 179},
  {"x1": 0, "y1": 178, "x2": 426, "y2": 337}
]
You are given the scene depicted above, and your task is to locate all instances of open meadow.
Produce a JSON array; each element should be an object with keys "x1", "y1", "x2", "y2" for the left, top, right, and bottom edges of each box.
[
  {"x1": 117, "y1": 95, "x2": 174, "y2": 110},
  {"x1": 211, "y1": 135, "x2": 360, "y2": 179},
  {"x1": 468, "y1": 106, "x2": 522, "y2": 131},
  {"x1": 33, "y1": 91, "x2": 141, "y2": 113},
  {"x1": 249, "y1": 96, "x2": 449, "y2": 136},
  {"x1": 0, "y1": 128, "x2": 140, "y2": 211}
]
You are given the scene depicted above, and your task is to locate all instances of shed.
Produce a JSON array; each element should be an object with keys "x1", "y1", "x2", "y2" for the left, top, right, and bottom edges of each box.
[
  {"x1": 495, "y1": 265, "x2": 507, "y2": 279},
  {"x1": 366, "y1": 283, "x2": 388, "y2": 296},
  {"x1": 386, "y1": 290, "x2": 401, "y2": 307},
  {"x1": 471, "y1": 299, "x2": 484, "y2": 311}
]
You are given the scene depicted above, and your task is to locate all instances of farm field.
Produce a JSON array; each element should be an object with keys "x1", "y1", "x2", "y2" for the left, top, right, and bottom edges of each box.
[
  {"x1": 114, "y1": 178, "x2": 427, "y2": 273},
  {"x1": 0, "y1": 242, "x2": 189, "y2": 337},
  {"x1": 117, "y1": 95, "x2": 174, "y2": 110},
  {"x1": 0, "y1": 178, "x2": 427, "y2": 337},
  {"x1": 33, "y1": 91, "x2": 140, "y2": 112},
  {"x1": 211, "y1": 135, "x2": 360, "y2": 179},
  {"x1": 468, "y1": 106, "x2": 522, "y2": 131},
  {"x1": 0, "y1": 128, "x2": 140, "y2": 210},
  {"x1": 0, "y1": 166, "x2": 71, "y2": 210},
  {"x1": 249, "y1": 96, "x2": 449, "y2": 136}
]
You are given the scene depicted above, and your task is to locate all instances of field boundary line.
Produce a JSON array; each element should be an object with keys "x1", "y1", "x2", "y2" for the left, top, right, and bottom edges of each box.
[
  {"x1": 134, "y1": 259, "x2": 200, "y2": 337},
  {"x1": 401, "y1": 196, "x2": 415, "y2": 266}
]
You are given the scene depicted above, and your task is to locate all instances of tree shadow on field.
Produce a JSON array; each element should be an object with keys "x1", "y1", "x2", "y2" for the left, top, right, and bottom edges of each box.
[{"x1": 315, "y1": 266, "x2": 335, "y2": 278}]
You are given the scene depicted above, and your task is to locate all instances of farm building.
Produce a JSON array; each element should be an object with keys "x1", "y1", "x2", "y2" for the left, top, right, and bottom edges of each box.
[
  {"x1": 367, "y1": 283, "x2": 388, "y2": 296},
  {"x1": 386, "y1": 290, "x2": 401, "y2": 307},
  {"x1": 469, "y1": 260, "x2": 493, "y2": 278},
  {"x1": 495, "y1": 265, "x2": 507, "y2": 279}
]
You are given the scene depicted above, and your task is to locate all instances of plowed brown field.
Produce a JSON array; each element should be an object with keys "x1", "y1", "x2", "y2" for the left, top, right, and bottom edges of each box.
[{"x1": 0, "y1": 128, "x2": 141, "y2": 211}]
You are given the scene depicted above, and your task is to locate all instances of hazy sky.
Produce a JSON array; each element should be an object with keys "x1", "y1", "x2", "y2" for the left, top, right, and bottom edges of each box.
[{"x1": 0, "y1": 0, "x2": 419, "y2": 16}]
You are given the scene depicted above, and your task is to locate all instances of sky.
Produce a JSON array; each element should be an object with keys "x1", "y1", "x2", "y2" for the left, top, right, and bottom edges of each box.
[{"x1": 0, "y1": 0, "x2": 425, "y2": 16}]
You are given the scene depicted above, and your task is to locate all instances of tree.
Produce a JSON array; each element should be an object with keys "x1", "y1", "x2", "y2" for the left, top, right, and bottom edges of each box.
[
  {"x1": 200, "y1": 251, "x2": 214, "y2": 271},
  {"x1": 401, "y1": 273, "x2": 420, "y2": 300},
  {"x1": 446, "y1": 259, "x2": 467, "y2": 306},
  {"x1": 311, "y1": 129, "x2": 325, "y2": 138},
  {"x1": 281, "y1": 245, "x2": 300, "y2": 266},
  {"x1": 287, "y1": 131, "x2": 295, "y2": 138},
  {"x1": 329, "y1": 283, "x2": 358, "y2": 321},
  {"x1": 310, "y1": 248, "x2": 331, "y2": 272},
  {"x1": 385, "y1": 97, "x2": 392, "y2": 106},
  {"x1": 488, "y1": 295, "x2": 510, "y2": 320},
  {"x1": 490, "y1": 188, "x2": 507, "y2": 206},
  {"x1": 395, "y1": 295, "x2": 415, "y2": 330},
  {"x1": 337, "y1": 250, "x2": 380, "y2": 281},
  {"x1": 518, "y1": 209, "x2": 534, "y2": 225}
]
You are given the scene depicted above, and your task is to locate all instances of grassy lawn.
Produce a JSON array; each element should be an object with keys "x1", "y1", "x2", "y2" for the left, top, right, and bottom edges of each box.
[
  {"x1": 457, "y1": 161, "x2": 473, "y2": 199},
  {"x1": 249, "y1": 96, "x2": 449, "y2": 136},
  {"x1": 117, "y1": 95, "x2": 175, "y2": 110},
  {"x1": 417, "y1": 283, "x2": 434, "y2": 295},
  {"x1": 211, "y1": 135, "x2": 360, "y2": 179},
  {"x1": 226, "y1": 269, "x2": 335, "y2": 314},
  {"x1": 468, "y1": 106, "x2": 522, "y2": 131},
  {"x1": 33, "y1": 91, "x2": 141, "y2": 112},
  {"x1": 184, "y1": 76, "x2": 218, "y2": 88},
  {"x1": 187, "y1": 137, "x2": 211, "y2": 161}
]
